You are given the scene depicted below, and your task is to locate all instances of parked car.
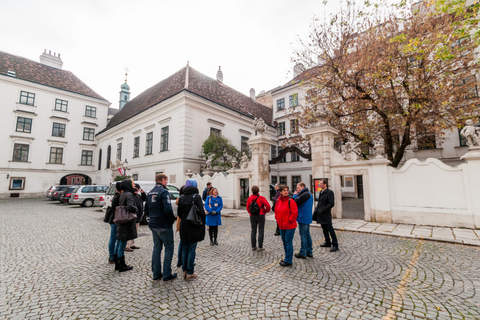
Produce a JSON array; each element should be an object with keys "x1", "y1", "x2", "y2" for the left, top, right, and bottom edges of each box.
[
  {"x1": 102, "y1": 181, "x2": 179, "y2": 212},
  {"x1": 69, "y1": 185, "x2": 109, "y2": 207},
  {"x1": 59, "y1": 186, "x2": 76, "y2": 203},
  {"x1": 51, "y1": 186, "x2": 72, "y2": 201},
  {"x1": 46, "y1": 185, "x2": 59, "y2": 200},
  {"x1": 93, "y1": 194, "x2": 105, "y2": 207}
]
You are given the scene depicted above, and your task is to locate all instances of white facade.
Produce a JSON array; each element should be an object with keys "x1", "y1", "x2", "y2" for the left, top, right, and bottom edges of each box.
[
  {"x1": 0, "y1": 69, "x2": 110, "y2": 198},
  {"x1": 95, "y1": 90, "x2": 276, "y2": 188}
]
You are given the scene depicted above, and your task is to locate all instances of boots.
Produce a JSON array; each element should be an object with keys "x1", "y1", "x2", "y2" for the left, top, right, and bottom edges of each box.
[
  {"x1": 114, "y1": 256, "x2": 120, "y2": 270},
  {"x1": 213, "y1": 227, "x2": 218, "y2": 245},
  {"x1": 117, "y1": 256, "x2": 133, "y2": 272},
  {"x1": 209, "y1": 228, "x2": 214, "y2": 246}
]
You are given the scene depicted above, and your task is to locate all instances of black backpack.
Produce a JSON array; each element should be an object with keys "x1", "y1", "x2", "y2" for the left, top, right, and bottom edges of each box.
[{"x1": 250, "y1": 195, "x2": 261, "y2": 215}]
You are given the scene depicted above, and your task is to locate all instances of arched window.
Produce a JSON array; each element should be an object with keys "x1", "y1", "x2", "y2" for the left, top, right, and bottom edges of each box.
[
  {"x1": 98, "y1": 149, "x2": 102, "y2": 170},
  {"x1": 106, "y1": 145, "x2": 111, "y2": 168}
]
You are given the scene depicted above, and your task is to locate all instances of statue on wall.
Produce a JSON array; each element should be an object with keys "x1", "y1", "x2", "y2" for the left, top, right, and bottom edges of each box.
[
  {"x1": 306, "y1": 105, "x2": 328, "y2": 128},
  {"x1": 342, "y1": 137, "x2": 361, "y2": 161},
  {"x1": 205, "y1": 157, "x2": 212, "y2": 170},
  {"x1": 253, "y1": 117, "x2": 267, "y2": 135},
  {"x1": 460, "y1": 119, "x2": 480, "y2": 147},
  {"x1": 239, "y1": 152, "x2": 250, "y2": 169}
]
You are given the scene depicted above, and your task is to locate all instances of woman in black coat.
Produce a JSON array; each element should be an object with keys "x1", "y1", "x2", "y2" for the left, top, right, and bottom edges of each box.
[
  {"x1": 115, "y1": 179, "x2": 138, "y2": 272},
  {"x1": 104, "y1": 182, "x2": 121, "y2": 265},
  {"x1": 177, "y1": 179, "x2": 205, "y2": 281}
]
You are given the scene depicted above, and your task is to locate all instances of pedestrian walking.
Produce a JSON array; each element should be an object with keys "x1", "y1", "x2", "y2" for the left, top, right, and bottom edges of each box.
[
  {"x1": 313, "y1": 178, "x2": 338, "y2": 252},
  {"x1": 204, "y1": 188, "x2": 223, "y2": 245},
  {"x1": 126, "y1": 183, "x2": 146, "y2": 251},
  {"x1": 114, "y1": 179, "x2": 138, "y2": 272},
  {"x1": 246, "y1": 185, "x2": 271, "y2": 251},
  {"x1": 177, "y1": 179, "x2": 206, "y2": 280},
  {"x1": 293, "y1": 182, "x2": 314, "y2": 259},
  {"x1": 274, "y1": 185, "x2": 298, "y2": 266},
  {"x1": 104, "y1": 182, "x2": 121, "y2": 264},
  {"x1": 145, "y1": 174, "x2": 177, "y2": 282}
]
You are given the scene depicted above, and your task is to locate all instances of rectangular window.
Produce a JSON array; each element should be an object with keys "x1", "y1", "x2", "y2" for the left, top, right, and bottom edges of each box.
[
  {"x1": 55, "y1": 99, "x2": 68, "y2": 112},
  {"x1": 133, "y1": 136, "x2": 140, "y2": 157},
  {"x1": 146, "y1": 132, "x2": 153, "y2": 155},
  {"x1": 210, "y1": 128, "x2": 221, "y2": 136},
  {"x1": 85, "y1": 106, "x2": 97, "y2": 118},
  {"x1": 271, "y1": 145, "x2": 277, "y2": 159},
  {"x1": 291, "y1": 151, "x2": 300, "y2": 162},
  {"x1": 417, "y1": 133, "x2": 436, "y2": 150},
  {"x1": 241, "y1": 136, "x2": 249, "y2": 155},
  {"x1": 116, "y1": 143, "x2": 122, "y2": 160},
  {"x1": 52, "y1": 123, "x2": 66, "y2": 137},
  {"x1": 83, "y1": 128, "x2": 95, "y2": 141},
  {"x1": 16, "y1": 117, "x2": 32, "y2": 133},
  {"x1": 277, "y1": 122, "x2": 285, "y2": 136},
  {"x1": 9, "y1": 177, "x2": 25, "y2": 190},
  {"x1": 49, "y1": 147, "x2": 63, "y2": 164},
  {"x1": 161, "y1": 126, "x2": 169, "y2": 152},
  {"x1": 271, "y1": 176, "x2": 278, "y2": 185},
  {"x1": 279, "y1": 176, "x2": 287, "y2": 186},
  {"x1": 289, "y1": 93, "x2": 298, "y2": 107},
  {"x1": 290, "y1": 119, "x2": 299, "y2": 134},
  {"x1": 132, "y1": 174, "x2": 139, "y2": 181},
  {"x1": 292, "y1": 175, "x2": 301, "y2": 190},
  {"x1": 276, "y1": 98, "x2": 285, "y2": 112},
  {"x1": 12, "y1": 143, "x2": 29, "y2": 162},
  {"x1": 19, "y1": 91, "x2": 35, "y2": 106},
  {"x1": 278, "y1": 146, "x2": 286, "y2": 163},
  {"x1": 81, "y1": 150, "x2": 93, "y2": 165}
]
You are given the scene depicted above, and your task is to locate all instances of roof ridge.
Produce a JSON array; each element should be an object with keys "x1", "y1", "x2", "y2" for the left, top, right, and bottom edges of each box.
[{"x1": 185, "y1": 61, "x2": 189, "y2": 89}]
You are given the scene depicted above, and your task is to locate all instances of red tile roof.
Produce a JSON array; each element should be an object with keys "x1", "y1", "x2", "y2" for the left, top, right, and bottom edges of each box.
[
  {"x1": 102, "y1": 64, "x2": 273, "y2": 133},
  {"x1": 0, "y1": 50, "x2": 107, "y2": 101}
]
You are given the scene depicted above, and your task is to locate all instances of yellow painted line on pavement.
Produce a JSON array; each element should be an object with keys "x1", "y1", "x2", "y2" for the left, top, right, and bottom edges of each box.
[{"x1": 383, "y1": 241, "x2": 423, "y2": 320}]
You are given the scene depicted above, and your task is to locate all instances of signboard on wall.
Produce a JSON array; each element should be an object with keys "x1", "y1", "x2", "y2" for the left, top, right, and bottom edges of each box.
[{"x1": 313, "y1": 178, "x2": 328, "y2": 201}]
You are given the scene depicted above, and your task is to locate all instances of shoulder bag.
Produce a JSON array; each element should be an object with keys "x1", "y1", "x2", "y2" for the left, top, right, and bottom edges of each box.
[
  {"x1": 113, "y1": 193, "x2": 137, "y2": 224},
  {"x1": 186, "y1": 194, "x2": 203, "y2": 226}
]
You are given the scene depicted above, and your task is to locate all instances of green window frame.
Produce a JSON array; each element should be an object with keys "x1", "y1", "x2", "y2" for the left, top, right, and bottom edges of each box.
[
  {"x1": 146, "y1": 132, "x2": 153, "y2": 155},
  {"x1": 116, "y1": 143, "x2": 122, "y2": 161},
  {"x1": 49, "y1": 147, "x2": 63, "y2": 164},
  {"x1": 19, "y1": 91, "x2": 35, "y2": 106},
  {"x1": 13, "y1": 143, "x2": 29, "y2": 162},
  {"x1": 290, "y1": 119, "x2": 299, "y2": 134},
  {"x1": 289, "y1": 93, "x2": 298, "y2": 107},
  {"x1": 52, "y1": 123, "x2": 66, "y2": 137},
  {"x1": 85, "y1": 106, "x2": 96, "y2": 118},
  {"x1": 277, "y1": 122, "x2": 285, "y2": 136},
  {"x1": 241, "y1": 136, "x2": 249, "y2": 155},
  {"x1": 278, "y1": 146, "x2": 286, "y2": 163},
  {"x1": 16, "y1": 117, "x2": 32, "y2": 133},
  {"x1": 276, "y1": 98, "x2": 285, "y2": 111},
  {"x1": 161, "y1": 126, "x2": 169, "y2": 152},
  {"x1": 55, "y1": 99, "x2": 68, "y2": 112},
  {"x1": 133, "y1": 136, "x2": 140, "y2": 158},
  {"x1": 83, "y1": 128, "x2": 95, "y2": 141},
  {"x1": 81, "y1": 150, "x2": 93, "y2": 165},
  {"x1": 210, "y1": 128, "x2": 221, "y2": 136}
]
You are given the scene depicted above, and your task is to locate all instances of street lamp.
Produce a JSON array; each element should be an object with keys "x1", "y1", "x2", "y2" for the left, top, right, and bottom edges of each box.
[{"x1": 123, "y1": 159, "x2": 128, "y2": 177}]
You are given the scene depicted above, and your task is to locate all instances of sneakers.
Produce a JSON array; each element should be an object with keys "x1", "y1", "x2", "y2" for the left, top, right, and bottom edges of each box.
[
  {"x1": 294, "y1": 253, "x2": 306, "y2": 259},
  {"x1": 319, "y1": 242, "x2": 331, "y2": 248},
  {"x1": 257, "y1": 247, "x2": 265, "y2": 251},
  {"x1": 279, "y1": 261, "x2": 292, "y2": 267},
  {"x1": 163, "y1": 273, "x2": 178, "y2": 282},
  {"x1": 186, "y1": 273, "x2": 198, "y2": 281}
]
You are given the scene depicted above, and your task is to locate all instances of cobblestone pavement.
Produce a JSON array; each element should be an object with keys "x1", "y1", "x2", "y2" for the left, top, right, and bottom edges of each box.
[{"x1": 1, "y1": 199, "x2": 479, "y2": 320}]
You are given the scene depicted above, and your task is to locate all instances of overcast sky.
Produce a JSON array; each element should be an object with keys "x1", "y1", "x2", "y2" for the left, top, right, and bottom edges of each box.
[{"x1": 1, "y1": 0, "x2": 341, "y2": 108}]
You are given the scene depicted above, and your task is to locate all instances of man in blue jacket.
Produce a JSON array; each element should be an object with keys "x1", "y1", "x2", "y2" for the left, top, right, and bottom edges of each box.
[
  {"x1": 293, "y1": 182, "x2": 314, "y2": 259},
  {"x1": 145, "y1": 173, "x2": 177, "y2": 282}
]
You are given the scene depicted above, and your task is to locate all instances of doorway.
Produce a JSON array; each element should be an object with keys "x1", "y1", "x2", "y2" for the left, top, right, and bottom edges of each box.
[
  {"x1": 341, "y1": 175, "x2": 365, "y2": 219},
  {"x1": 240, "y1": 178, "x2": 249, "y2": 207}
]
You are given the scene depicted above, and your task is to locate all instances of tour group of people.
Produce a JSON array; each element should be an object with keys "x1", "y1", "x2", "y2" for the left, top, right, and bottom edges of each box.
[{"x1": 104, "y1": 174, "x2": 338, "y2": 281}]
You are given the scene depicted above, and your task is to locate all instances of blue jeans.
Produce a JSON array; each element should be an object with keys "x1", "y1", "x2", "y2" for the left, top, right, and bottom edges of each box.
[
  {"x1": 182, "y1": 242, "x2": 197, "y2": 275},
  {"x1": 298, "y1": 223, "x2": 313, "y2": 256},
  {"x1": 280, "y1": 228, "x2": 295, "y2": 264},
  {"x1": 150, "y1": 227, "x2": 174, "y2": 279},
  {"x1": 109, "y1": 224, "x2": 118, "y2": 259},
  {"x1": 115, "y1": 240, "x2": 127, "y2": 258},
  {"x1": 177, "y1": 240, "x2": 183, "y2": 267}
]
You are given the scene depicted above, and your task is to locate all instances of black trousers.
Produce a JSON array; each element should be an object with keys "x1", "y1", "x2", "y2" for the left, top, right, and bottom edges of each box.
[
  {"x1": 208, "y1": 226, "x2": 218, "y2": 240},
  {"x1": 250, "y1": 215, "x2": 265, "y2": 248},
  {"x1": 321, "y1": 223, "x2": 338, "y2": 247}
]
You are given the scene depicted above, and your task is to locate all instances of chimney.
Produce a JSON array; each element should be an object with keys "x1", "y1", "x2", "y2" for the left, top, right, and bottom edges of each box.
[
  {"x1": 216, "y1": 66, "x2": 223, "y2": 83},
  {"x1": 293, "y1": 63, "x2": 305, "y2": 77},
  {"x1": 40, "y1": 49, "x2": 63, "y2": 69},
  {"x1": 250, "y1": 88, "x2": 256, "y2": 99}
]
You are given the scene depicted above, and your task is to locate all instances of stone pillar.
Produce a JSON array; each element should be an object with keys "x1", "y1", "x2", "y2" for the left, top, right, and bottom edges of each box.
[
  {"x1": 248, "y1": 135, "x2": 275, "y2": 197},
  {"x1": 461, "y1": 146, "x2": 480, "y2": 228},
  {"x1": 303, "y1": 126, "x2": 340, "y2": 182}
]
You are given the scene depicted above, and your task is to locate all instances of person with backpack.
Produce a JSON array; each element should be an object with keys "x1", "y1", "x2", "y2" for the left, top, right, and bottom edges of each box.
[
  {"x1": 246, "y1": 185, "x2": 271, "y2": 251},
  {"x1": 204, "y1": 188, "x2": 223, "y2": 246},
  {"x1": 274, "y1": 185, "x2": 298, "y2": 266}
]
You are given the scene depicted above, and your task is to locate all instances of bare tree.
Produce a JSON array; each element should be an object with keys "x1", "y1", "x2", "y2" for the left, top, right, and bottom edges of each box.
[{"x1": 293, "y1": 0, "x2": 480, "y2": 167}]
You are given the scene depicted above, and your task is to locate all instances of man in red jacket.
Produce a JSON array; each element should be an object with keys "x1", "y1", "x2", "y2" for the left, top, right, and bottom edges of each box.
[
  {"x1": 246, "y1": 185, "x2": 271, "y2": 251},
  {"x1": 274, "y1": 185, "x2": 299, "y2": 266}
]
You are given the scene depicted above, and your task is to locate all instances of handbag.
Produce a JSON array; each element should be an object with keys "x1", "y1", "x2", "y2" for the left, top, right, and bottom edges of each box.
[
  {"x1": 186, "y1": 194, "x2": 203, "y2": 226},
  {"x1": 209, "y1": 197, "x2": 218, "y2": 216},
  {"x1": 113, "y1": 193, "x2": 137, "y2": 224}
]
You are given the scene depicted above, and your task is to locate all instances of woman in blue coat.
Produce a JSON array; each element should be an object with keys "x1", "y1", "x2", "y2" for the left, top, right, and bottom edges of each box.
[{"x1": 204, "y1": 188, "x2": 223, "y2": 245}]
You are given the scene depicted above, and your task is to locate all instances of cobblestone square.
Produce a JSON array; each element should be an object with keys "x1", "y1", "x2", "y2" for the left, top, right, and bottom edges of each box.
[{"x1": 1, "y1": 199, "x2": 479, "y2": 319}]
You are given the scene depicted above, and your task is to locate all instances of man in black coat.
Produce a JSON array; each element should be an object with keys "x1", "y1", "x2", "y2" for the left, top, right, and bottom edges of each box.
[{"x1": 313, "y1": 179, "x2": 339, "y2": 252}]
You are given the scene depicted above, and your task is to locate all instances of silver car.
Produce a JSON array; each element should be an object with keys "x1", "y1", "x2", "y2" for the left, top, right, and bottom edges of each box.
[{"x1": 69, "y1": 185, "x2": 108, "y2": 207}]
